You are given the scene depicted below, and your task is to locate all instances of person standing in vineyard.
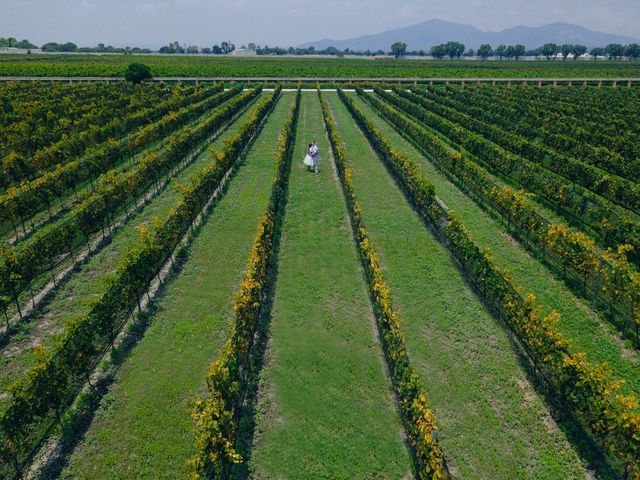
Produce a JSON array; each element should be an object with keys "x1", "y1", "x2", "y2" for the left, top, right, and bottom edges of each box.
[{"x1": 310, "y1": 140, "x2": 319, "y2": 174}]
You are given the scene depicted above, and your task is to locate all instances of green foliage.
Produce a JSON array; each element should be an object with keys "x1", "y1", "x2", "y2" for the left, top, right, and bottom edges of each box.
[
  {"x1": 390, "y1": 42, "x2": 407, "y2": 59},
  {"x1": 377, "y1": 86, "x2": 640, "y2": 263},
  {"x1": 339, "y1": 87, "x2": 640, "y2": 478},
  {"x1": 322, "y1": 90, "x2": 448, "y2": 479},
  {"x1": 363, "y1": 86, "x2": 640, "y2": 344},
  {"x1": 124, "y1": 62, "x2": 152, "y2": 84},
  {"x1": 188, "y1": 88, "x2": 296, "y2": 478},
  {"x1": 0, "y1": 86, "x2": 245, "y2": 316},
  {"x1": 0, "y1": 88, "x2": 271, "y2": 475},
  {"x1": 1, "y1": 54, "x2": 640, "y2": 78}
]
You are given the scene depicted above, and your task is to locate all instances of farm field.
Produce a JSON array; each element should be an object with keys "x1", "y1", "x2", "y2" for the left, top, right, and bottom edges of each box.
[
  {"x1": 2, "y1": 55, "x2": 640, "y2": 79},
  {"x1": 0, "y1": 80, "x2": 639, "y2": 480}
]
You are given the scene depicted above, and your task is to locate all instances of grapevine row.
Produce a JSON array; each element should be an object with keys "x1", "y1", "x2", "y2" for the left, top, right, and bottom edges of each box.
[
  {"x1": 319, "y1": 90, "x2": 448, "y2": 479},
  {"x1": 432, "y1": 85, "x2": 640, "y2": 181},
  {"x1": 339, "y1": 88, "x2": 640, "y2": 478},
  {"x1": 0, "y1": 88, "x2": 281, "y2": 478},
  {"x1": 357, "y1": 88, "x2": 640, "y2": 346},
  {"x1": 0, "y1": 88, "x2": 259, "y2": 323},
  {"x1": 2, "y1": 83, "x2": 206, "y2": 188},
  {"x1": 0, "y1": 85, "x2": 231, "y2": 230},
  {"x1": 188, "y1": 89, "x2": 297, "y2": 479},
  {"x1": 443, "y1": 85, "x2": 640, "y2": 165},
  {"x1": 0, "y1": 82, "x2": 165, "y2": 162},
  {"x1": 407, "y1": 87, "x2": 640, "y2": 210},
  {"x1": 373, "y1": 88, "x2": 640, "y2": 265}
]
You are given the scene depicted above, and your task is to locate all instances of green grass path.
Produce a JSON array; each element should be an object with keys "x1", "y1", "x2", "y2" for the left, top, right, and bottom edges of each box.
[
  {"x1": 0, "y1": 94, "x2": 262, "y2": 402},
  {"x1": 352, "y1": 92, "x2": 640, "y2": 395},
  {"x1": 325, "y1": 92, "x2": 588, "y2": 479},
  {"x1": 61, "y1": 93, "x2": 293, "y2": 479},
  {"x1": 248, "y1": 92, "x2": 412, "y2": 479}
]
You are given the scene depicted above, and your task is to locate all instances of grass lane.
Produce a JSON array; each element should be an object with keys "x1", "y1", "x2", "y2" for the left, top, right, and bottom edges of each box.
[
  {"x1": 351, "y1": 92, "x2": 640, "y2": 395},
  {"x1": 0, "y1": 95, "x2": 263, "y2": 405},
  {"x1": 248, "y1": 92, "x2": 412, "y2": 479},
  {"x1": 324, "y1": 92, "x2": 589, "y2": 479},
  {"x1": 61, "y1": 93, "x2": 294, "y2": 479}
]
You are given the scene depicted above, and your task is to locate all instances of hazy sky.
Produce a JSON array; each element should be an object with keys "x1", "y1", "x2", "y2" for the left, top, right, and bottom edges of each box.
[{"x1": 2, "y1": 0, "x2": 639, "y2": 48}]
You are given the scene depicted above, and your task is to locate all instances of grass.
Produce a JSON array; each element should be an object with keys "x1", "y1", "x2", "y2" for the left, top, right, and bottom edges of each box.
[
  {"x1": 248, "y1": 92, "x2": 412, "y2": 479},
  {"x1": 0, "y1": 94, "x2": 262, "y2": 406},
  {"x1": 60, "y1": 92, "x2": 295, "y2": 479},
  {"x1": 350, "y1": 92, "x2": 640, "y2": 395},
  {"x1": 324, "y1": 91, "x2": 590, "y2": 479}
]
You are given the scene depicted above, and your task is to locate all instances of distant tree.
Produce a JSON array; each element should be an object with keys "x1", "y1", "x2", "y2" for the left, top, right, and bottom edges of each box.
[
  {"x1": 15, "y1": 39, "x2": 36, "y2": 49},
  {"x1": 505, "y1": 45, "x2": 515, "y2": 60},
  {"x1": 159, "y1": 41, "x2": 184, "y2": 54},
  {"x1": 590, "y1": 47, "x2": 604, "y2": 60},
  {"x1": 430, "y1": 44, "x2": 447, "y2": 59},
  {"x1": 477, "y1": 43, "x2": 493, "y2": 59},
  {"x1": 560, "y1": 44, "x2": 573, "y2": 60},
  {"x1": 624, "y1": 43, "x2": 640, "y2": 60},
  {"x1": 605, "y1": 43, "x2": 624, "y2": 59},
  {"x1": 513, "y1": 44, "x2": 525, "y2": 60},
  {"x1": 464, "y1": 48, "x2": 475, "y2": 57},
  {"x1": 221, "y1": 41, "x2": 235, "y2": 54},
  {"x1": 248, "y1": 42, "x2": 257, "y2": 51},
  {"x1": 495, "y1": 44, "x2": 507, "y2": 60},
  {"x1": 212, "y1": 44, "x2": 223, "y2": 54},
  {"x1": 186, "y1": 45, "x2": 199, "y2": 54},
  {"x1": 572, "y1": 44, "x2": 587, "y2": 59},
  {"x1": 201, "y1": 47, "x2": 211, "y2": 54},
  {"x1": 124, "y1": 63, "x2": 152, "y2": 84},
  {"x1": 391, "y1": 42, "x2": 407, "y2": 59},
  {"x1": 41, "y1": 41, "x2": 78, "y2": 52},
  {"x1": 445, "y1": 41, "x2": 465, "y2": 59},
  {"x1": 540, "y1": 43, "x2": 558, "y2": 60}
]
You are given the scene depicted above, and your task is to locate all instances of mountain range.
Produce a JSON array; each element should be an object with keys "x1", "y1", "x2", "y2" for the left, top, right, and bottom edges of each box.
[{"x1": 298, "y1": 19, "x2": 640, "y2": 52}]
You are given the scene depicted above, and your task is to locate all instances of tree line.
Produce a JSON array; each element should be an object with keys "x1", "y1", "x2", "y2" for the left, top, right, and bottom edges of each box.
[{"x1": 3, "y1": 34, "x2": 639, "y2": 60}]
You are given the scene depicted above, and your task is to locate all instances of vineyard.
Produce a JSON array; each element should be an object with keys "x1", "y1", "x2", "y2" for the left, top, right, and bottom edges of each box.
[
  {"x1": 2, "y1": 55, "x2": 640, "y2": 78},
  {"x1": 0, "y1": 80, "x2": 639, "y2": 480}
]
